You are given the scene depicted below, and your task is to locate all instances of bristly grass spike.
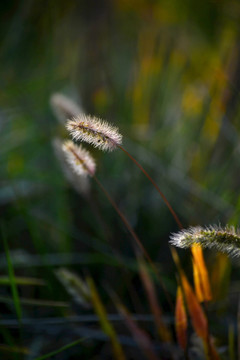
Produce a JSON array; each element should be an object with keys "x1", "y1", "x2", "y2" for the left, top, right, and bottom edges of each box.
[
  {"x1": 66, "y1": 113, "x2": 183, "y2": 229},
  {"x1": 53, "y1": 138, "x2": 91, "y2": 195},
  {"x1": 170, "y1": 225, "x2": 240, "y2": 257},
  {"x1": 62, "y1": 140, "x2": 96, "y2": 177},
  {"x1": 66, "y1": 114, "x2": 122, "y2": 151}
]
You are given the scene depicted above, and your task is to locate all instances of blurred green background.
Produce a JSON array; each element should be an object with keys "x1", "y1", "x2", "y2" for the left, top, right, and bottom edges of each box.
[{"x1": 1, "y1": 0, "x2": 240, "y2": 358}]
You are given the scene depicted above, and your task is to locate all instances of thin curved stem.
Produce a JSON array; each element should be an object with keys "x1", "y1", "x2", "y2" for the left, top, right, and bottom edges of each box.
[
  {"x1": 66, "y1": 142, "x2": 173, "y2": 308},
  {"x1": 92, "y1": 175, "x2": 173, "y2": 310},
  {"x1": 117, "y1": 145, "x2": 183, "y2": 230}
]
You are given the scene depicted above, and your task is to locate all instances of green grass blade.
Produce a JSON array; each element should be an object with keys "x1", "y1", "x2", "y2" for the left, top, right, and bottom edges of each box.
[
  {"x1": 35, "y1": 337, "x2": 87, "y2": 360},
  {"x1": 0, "y1": 276, "x2": 45, "y2": 286},
  {"x1": 0, "y1": 344, "x2": 29, "y2": 355},
  {"x1": 1, "y1": 224, "x2": 22, "y2": 322},
  {"x1": 87, "y1": 277, "x2": 126, "y2": 360},
  {"x1": 0, "y1": 296, "x2": 69, "y2": 308}
]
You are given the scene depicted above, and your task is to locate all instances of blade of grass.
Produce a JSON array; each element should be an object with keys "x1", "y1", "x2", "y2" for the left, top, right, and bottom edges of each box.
[
  {"x1": 238, "y1": 298, "x2": 240, "y2": 360},
  {"x1": 180, "y1": 272, "x2": 220, "y2": 360},
  {"x1": 117, "y1": 145, "x2": 183, "y2": 229},
  {"x1": 0, "y1": 314, "x2": 158, "y2": 328},
  {"x1": 211, "y1": 253, "x2": 231, "y2": 301},
  {"x1": 138, "y1": 256, "x2": 172, "y2": 342},
  {"x1": 87, "y1": 277, "x2": 126, "y2": 360},
  {"x1": 34, "y1": 337, "x2": 87, "y2": 360},
  {"x1": 175, "y1": 286, "x2": 187, "y2": 351},
  {"x1": 228, "y1": 323, "x2": 236, "y2": 360},
  {"x1": 93, "y1": 175, "x2": 173, "y2": 309},
  {"x1": 0, "y1": 344, "x2": 29, "y2": 355},
  {"x1": 171, "y1": 246, "x2": 220, "y2": 359},
  {"x1": 191, "y1": 244, "x2": 212, "y2": 302},
  {"x1": 116, "y1": 301, "x2": 159, "y2": 360},
  {"x1": 0, "y1": 276, "x2": 45, "y2": 286},
  {"x1": 0, "y1": 325, "x2": 16, "y2": 357},
  {"x1": 1, "y1": 223, "x2": 22, "y2": 322},
  {"x1": 0, "y1": 296, "x2": 69, "y2": 308},
  {"x1": 180, "y1": 272, "x2": 208, "y2": 342}
]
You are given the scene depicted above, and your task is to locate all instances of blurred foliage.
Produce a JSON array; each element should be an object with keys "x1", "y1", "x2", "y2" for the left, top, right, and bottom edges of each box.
[{"x1": 1, "y1": 0, "x2": 240, "y2": 358}]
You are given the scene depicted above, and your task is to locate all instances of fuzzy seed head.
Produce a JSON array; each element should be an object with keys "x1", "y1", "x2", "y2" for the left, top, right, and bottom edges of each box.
[
  {"x1": 66, "y1": 114, "x2": 122, "y2": 151},
  {"x1": 62, "y1": 140, "x2": 96, "y2": 177},
  {"x1": 53, "y1": 138, "x2": 91, "y2": 195},
  {"x1": 170, "y1": 225, "x2": 240, "y2": 257},
  {"x1": 55, "y1": 268, "x2": 91, "y2": 308}
]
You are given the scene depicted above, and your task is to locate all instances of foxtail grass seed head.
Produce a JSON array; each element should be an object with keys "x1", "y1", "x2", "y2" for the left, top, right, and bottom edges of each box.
[
  {"x1": 66, "y1": 114, "x2": 122, "y2": 151},
  {"x1": 170, "y1": 225, "x2": 240, "y2": 257},
  {"x1": 62, "y1": 140, "x2": 96, "y2": 177},
  {"x1": 55, "y1": 268, "x2": 91, "y2": 308},
  {"x1": 52, "y1": 138, "x2": 90, "y2": 195},
  {"x1": 50, "y1": 93, "x2": 83, "y2": 124}
]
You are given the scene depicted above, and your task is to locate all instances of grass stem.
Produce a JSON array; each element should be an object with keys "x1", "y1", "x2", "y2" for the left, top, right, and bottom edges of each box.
[
  {"x1": 117, "y1": 145, "x2": 183, "y2": 230},
  {"x1": 93, "y1": 175, "x2": 173, "y2": 309}
]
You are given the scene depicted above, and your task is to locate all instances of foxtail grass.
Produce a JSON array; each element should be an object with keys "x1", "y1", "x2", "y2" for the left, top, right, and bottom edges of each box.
[
  {"x1": 65, "y1": 114, "x2": 212, "y2": 307},
  {"x1": 66, "y1": 114, "x2": 183, "y2": 229},
  {"x1": 170, "y1": 225, "x2": 240, "y2": 257}
]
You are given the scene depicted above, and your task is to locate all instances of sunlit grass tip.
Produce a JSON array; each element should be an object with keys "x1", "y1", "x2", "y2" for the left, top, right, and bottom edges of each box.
[
  {"x1": 62, "y1": 140, "x2": 96, "y2": 177},
  {"x1": 170, "y1": 225, "x2": 240, "y2": 257},
  {"x1": 66, "y1": 114, "x2": 122, "y2": 151}
]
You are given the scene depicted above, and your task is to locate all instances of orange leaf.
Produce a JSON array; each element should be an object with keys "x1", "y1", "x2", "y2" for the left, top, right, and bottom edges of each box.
[
  {"x1": 191, "y1": 244, "x2": 212, "y2": 302},
  {"x1": 180, "y1": 272, "x2": 208, "y2": 341},
  {"x1": 192, "y1": 257, "x2": 204, "y2": 302},
  {"x1": 175, "y1": 286, "x2": 187, "y2": 350}
]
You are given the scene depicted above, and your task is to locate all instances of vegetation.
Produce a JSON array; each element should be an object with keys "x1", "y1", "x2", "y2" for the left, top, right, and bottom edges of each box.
[{"x1": 1, "y1": 1, "x2": 240, "y2": 358}]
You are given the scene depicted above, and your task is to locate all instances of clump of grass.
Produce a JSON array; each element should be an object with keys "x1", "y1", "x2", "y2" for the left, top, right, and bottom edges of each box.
[
  {"x1": 52, "y1": 105, "x2": 221, "y2": 358},
  {"x1": 65, "y1": 112, "x2": 212, "y2": 307}
]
